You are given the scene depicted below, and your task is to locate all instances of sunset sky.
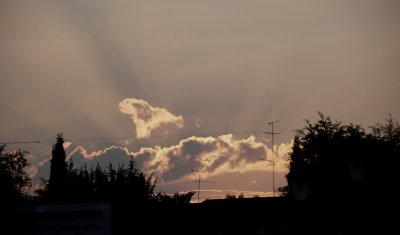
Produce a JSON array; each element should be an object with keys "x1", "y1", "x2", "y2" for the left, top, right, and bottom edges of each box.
[{"x1": 1, "y1": 0, "x2": 399, "y2": 200}]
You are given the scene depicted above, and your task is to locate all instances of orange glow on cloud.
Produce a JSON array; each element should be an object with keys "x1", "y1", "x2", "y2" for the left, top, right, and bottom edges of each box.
[
  {"x1": 67, "y1": 145, "x2": 130, "y2": 161},
  {"x1": 130, "y1": 134, "x2": 292, "y2": 183},
  {"x1": 29, "y1": 97, "x2": 292, "y2": 196},
  {"x1": 119, "y1": 98, "x2": 184, "y2": 139}
]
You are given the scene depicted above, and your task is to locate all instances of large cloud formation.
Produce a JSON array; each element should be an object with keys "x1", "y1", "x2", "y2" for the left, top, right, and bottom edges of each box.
[
  {"x1": 31, "y1": 134, "x2": 292, "y2": 200},
  {"x1": 35, "y1": 135, "x2": 291, "y2": 184},
  {"x1": 31, "y1": 97, "x2": 292, "y2": 197},
  {"x1": 132, "y1": 134, "x2": 274, "y2": 182},
  {"x1": 133, "y1": 134, "x2": 291, "y2": 183},
  {"x1": 119, "y1": 98, "x2": 184, "y2": 138}
]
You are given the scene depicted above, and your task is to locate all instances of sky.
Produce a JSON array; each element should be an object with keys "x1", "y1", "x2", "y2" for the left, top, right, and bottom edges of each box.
[{"x1": 1, "y1": 0, "x2": 400, "y2": 200}]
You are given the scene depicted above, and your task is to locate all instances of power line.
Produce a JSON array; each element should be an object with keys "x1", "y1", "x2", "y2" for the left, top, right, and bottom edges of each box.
[
  {"x1": 0, "y1": 129, "x2": 297, "y2": 145},
  {"x1": 0, "y1": 140, "x2": 43, "y2": 145}
]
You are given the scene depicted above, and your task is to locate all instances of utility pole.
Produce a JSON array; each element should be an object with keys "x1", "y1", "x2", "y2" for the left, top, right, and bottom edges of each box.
[{"x1": 265, "y1": 120, "x2": 280, "y2": 197}]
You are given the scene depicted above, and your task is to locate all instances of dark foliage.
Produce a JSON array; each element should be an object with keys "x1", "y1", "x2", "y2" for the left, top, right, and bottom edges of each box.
[
  {"x1": 37, "y1": 134, "x2": 157, "y2": 204},
  {"x1": 156, "y1": 191, "x2": 195, "y2": 205},
  {"x1": 45, "y1": 133, "x2": 68, "y2": 201},
  {"x1": 0, "y1": 145, "x2": 31, "y2": 204},
  {"x1": 285, "y1": 112, "x2": 400, "y2": 201}
]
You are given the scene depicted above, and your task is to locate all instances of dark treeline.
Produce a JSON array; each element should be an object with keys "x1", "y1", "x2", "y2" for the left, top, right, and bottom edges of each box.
[
  {"x1": 284, "y1": 112, "x2": 400, "y2": 202},
  {"x1": 0, "y1": 134, "x2": 194, "y2": 206},
  {"x1": 36, "y1": 134, "x2": 158, "y2": 205},
  {"x1": 1, "y1": 134, "x2": 195, "y2": 235}
]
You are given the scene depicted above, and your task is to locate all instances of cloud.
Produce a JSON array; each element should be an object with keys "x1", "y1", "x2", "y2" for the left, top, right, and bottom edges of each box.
[
  {"x1": 193, "y1": 116, "x2": 201, "y2": 128},
  {"x1": 26, "y1": 165, "x2": 39, "y2": 180},
  {"x1": 31, "y1": 134, "x2": 292, "y2": 193},
  {"x1": 175, "y1": 189, "x2": 275, "y2": 202},
  {"x1": 30, "y1": 146, "x2": 132, "y2": 183},
  {"x1": 130, "y1": 134, "x2": 292, "y2": 183},
  {"x1": 67, "y1": 145, "x2": 132, "y2": 168},
  {"x1": 63, "y1": 141, "x2": 72, "y2": 149},
  {"x1": 119, "y1": 98, "x2": 184, "y2": 139}
]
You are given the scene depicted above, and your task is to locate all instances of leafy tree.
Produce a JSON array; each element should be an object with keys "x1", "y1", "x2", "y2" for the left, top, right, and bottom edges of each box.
[
  {"x1": 0, "y1": 145, "x2": 31, "y2": 203},
  {"x1": 286, "y1": 113, "x2": 400, "y2": 201},
  {"x1": 368, "y1": 115, "x2": 400, "y2": 199}
]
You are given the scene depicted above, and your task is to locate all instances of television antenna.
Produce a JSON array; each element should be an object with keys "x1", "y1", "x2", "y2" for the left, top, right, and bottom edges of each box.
[
  {"x1": 265, "y1": 120, "x2": 280, "y2": 197},
  {"x1": 191, "y1": 169, "x2": 214, "y2": 203}
]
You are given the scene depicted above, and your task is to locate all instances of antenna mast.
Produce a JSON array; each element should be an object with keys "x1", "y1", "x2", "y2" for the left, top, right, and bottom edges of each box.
[{"x1": 265, "y1": 120, "x2": 280, "y2": 197}]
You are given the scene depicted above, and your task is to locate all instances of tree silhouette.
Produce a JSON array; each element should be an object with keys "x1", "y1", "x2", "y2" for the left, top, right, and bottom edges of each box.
[
  {"x1": 285, "y1": 112, "x2": 400, "y2": 201},
  {"x1": 38, "y1": 134, "x2": 158, "y2": 205},
  {"x1": 0, "y1": 145, "x2": 31, "y2": 203},
  {"x1": 368, "y1": 114, "x2": 400, "y2": 201},
  {"x1": 45, "y1": 133, "x2": 68, "y2": 201},
  {"x1": 156, "y1": 191, "x2": 195, "y2": 205}
]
